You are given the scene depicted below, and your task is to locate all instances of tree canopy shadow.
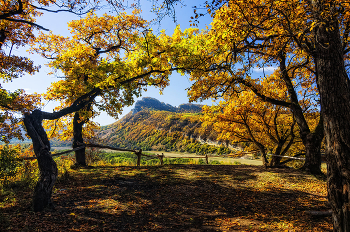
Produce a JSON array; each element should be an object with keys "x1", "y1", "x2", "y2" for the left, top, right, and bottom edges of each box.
[{"x1": 1, "y1": 165, "x2": 332, "y2": 231}]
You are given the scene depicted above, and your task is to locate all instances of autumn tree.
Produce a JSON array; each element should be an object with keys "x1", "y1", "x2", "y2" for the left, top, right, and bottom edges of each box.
[
  {"x1": 182, "y1": 0, "x2": 350, "y2": 230},
  {"x1": 0, "y1": 0, "x2": 45, "y2": 143},
  {"x1": 0, "y1": 0, "x2": 111, "y2": 144},
  {"x1": 0, "y1": 0, "x2": 186, "y2": 212},
  {"x1": 0, "y1": 0, "x2": 115, "y2": 212},
  {"x1": 0, "y1": 0, "x2": 180, "y2": 144},
  {"x1": 201, "y1": 76, "x2": 308, "y2": 167},
  {"x1": 166, "y1": 6, "x2": 323, "y2": 175},
  {"x1": 33, "y1": 11, "x2": 181, "y2": 166}
]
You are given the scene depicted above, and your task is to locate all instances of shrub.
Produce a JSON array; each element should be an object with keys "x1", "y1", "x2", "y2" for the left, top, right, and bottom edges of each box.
[
  {"x1": 0, "y1": 145, "x2": 22, "y2": 185},
  {"x1": 86, "y1": 148, "x2": 103, "y2": 165},
  {"x1": 209, "y1": 160, "x2": 221, "y2": 165}
]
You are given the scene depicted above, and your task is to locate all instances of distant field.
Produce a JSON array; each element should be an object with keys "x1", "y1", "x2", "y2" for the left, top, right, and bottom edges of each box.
[{"x1": 148, "y1": 151, "x2": 263, "y2": 166}]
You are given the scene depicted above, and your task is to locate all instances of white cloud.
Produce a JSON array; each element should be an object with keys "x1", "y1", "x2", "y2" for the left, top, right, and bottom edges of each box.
[{"x1": 253, "y1": 66, "x2": 277, "y2": 73}]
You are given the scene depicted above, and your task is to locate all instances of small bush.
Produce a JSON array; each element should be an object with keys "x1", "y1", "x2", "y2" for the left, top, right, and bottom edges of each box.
[
  {"x1": 86, "y1": 148, "x2": 103, "y2": 165},
  {"x1": 0, "y1": 145, "x2": 22, "y2": 185},
  {"x1": 163, "y1": 158, "x2": 194, "y2": 165},
  {"x1": 209, "y1": 160, "x2": 221, "y2": 165},
  {"x1": 198, "y1": 158, "x2": 206, "y2": 164}
]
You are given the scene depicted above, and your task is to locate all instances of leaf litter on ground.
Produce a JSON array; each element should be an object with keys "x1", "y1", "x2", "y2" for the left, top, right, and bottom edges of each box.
[{"x1": 1, "y1": 165, "x2": 332, "y2": 231}]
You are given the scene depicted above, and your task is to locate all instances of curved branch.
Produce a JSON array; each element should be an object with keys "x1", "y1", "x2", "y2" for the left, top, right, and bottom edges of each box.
[
  {"x1": 234, "y1": 74, "x2": 291, "y2": 108},
  {"x1": 42, "y1": 88, "x2": 100, "y2": 120},
  {"x1": 3, "y1": 18, "x2": 49, "y2": 31},
  {"x1": 29, "y1": 4, "x2": 95, "y2": 15}
]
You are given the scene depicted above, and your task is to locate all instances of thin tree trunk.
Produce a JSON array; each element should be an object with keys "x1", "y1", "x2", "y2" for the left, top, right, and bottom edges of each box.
[
  {"x1": 73, "y1": 111, "x2": 86, "y2": 166},
  {"x1": 23, "y1": 110, "x2": 58, "y2": 212},
  {"x1": 312, "y1": 11, "x2": 350, "y2": 230}
]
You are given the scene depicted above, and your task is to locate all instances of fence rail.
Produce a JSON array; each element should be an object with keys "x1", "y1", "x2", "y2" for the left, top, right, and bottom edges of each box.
[
  {"x1": 266, "y1": 154, "x2": 306, "y2": 160},
  {"x1": 20, "y1": 143, "x2": 315, "y2": 166},
  {"x1": 20, "y1": 143, "x2": 210, "y2": 165}
]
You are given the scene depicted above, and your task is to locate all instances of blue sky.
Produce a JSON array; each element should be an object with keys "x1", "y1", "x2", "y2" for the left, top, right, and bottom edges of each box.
[
  {"x1": 3, "y1": 0, "x2": 274, "y2": 126},
  {"x1": 3, "y1": 0, "x2": 219, "y2": 126}
]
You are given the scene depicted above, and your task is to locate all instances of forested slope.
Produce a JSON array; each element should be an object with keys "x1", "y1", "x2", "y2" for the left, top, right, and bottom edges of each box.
[{"x1": 99, "y1": 109, "x2": 232, "y2": 155}]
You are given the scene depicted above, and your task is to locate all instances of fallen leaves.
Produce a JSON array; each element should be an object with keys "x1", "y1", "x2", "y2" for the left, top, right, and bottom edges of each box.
[{"x1": 1, "y1": 165, "x2": 332, "y2": 231}]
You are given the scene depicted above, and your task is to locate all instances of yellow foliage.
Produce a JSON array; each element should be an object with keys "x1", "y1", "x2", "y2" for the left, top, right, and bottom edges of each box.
[{"x1": 201, "y1": 77, "x2": 306, "y2": 156}]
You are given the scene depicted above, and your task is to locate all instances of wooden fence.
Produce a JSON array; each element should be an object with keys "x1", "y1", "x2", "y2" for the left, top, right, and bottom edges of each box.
[
  {"x1": 21, "y1": 143, "x2": 319, "y2": 166},
  {"x1": 20, "y1": 143, "x2": 210, "y2": 166}
]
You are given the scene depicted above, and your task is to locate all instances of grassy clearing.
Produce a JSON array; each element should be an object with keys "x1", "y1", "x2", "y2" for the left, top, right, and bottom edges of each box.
[
  {"x1": 0, "y1": 151, "x2": 331, "y2": 231},
  {"x1": 147, "y1": 151, "x2": 263, "y2": 165}
]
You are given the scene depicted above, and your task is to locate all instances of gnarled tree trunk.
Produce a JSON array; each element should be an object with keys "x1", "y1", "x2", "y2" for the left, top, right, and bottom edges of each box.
[
  {"x1": 22, "y1": 89, "x2": 100, "y2": 212},
  {"x1": 23, "y1": 110, "x2": 58, "y2": 212},
  {"x1": 73, "y1": 111, "x2": 86, "y2": 166},
  {"x1": 269, "y1": 150, "x2": 283, "y2": 167}
]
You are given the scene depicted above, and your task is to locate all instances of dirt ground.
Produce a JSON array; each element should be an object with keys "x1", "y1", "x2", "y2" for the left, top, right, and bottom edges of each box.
[{"x1": 1, "y1": 165, "x2": 331, "y2": 231}]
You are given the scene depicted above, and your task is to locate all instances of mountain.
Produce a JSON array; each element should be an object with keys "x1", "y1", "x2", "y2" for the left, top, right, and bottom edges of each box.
[
  {"x1": 99, "y1": 98, "x2": 232, "y2": 154},
  {"x1": 132, "y1": 97, "x2": 203, "y2": 114}
]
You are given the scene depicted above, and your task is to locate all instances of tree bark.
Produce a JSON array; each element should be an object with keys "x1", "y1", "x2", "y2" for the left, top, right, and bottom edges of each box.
[
  {"x1": 256, "y1": 145, "x2": 268, "y2": 168},
  {"x1": 279, "y1": 53, "x2": 324, "y2": 174},
  {"x1": 21, "y1": 89, "x2": 100, "y2": 212},
  {"x1": 269, "y1": 151, "x2": 282, "y2": 167},
  {"x1": 23, "y1": 110, "x2": 58, "y2": 212},
  {"x1": 242, "y1": 53, "x2": 324, "y2": 174},
  {"x1": 302, "y1": 131, "x2": 323, "y2": 175},
  {"x1": 73, "y1": 111, "x2": 86, "y2": 166},
  {"x1": 312, "y1": 11, "x2": 350, "y2": 231}
]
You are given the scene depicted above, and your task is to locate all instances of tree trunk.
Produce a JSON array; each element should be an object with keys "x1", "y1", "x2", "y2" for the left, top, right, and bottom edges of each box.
[
  {"x1": 20, "y1": 89, "x2": 99, "y2": 212},
  {"x1": 302, "y1": 132, "x2": 323, "y2": 175},
  {"x1": 312, "y1": 13, "x2": 350, "y2": 231},
  {"x1": 257, "y1": 145, "x2": 268, "y2": 168},
  {"x1": 269, "y1": 143, "x2": 283, "y2": 167},
  {"x1": 261, "y1": 153, "x2": 268, "y2": 168},
  {"x1": 279, "y1": 53, "x2": 324, "y2": 174},
  {"x1": 269, "y1": 155, "x2": 282, "y2": 167},
  {"x1": 23, "y1": 110, "x2": 58, "y2": 212},
  {"x1": 73, "y1": 111, "x2": 86, "y2": 166}
]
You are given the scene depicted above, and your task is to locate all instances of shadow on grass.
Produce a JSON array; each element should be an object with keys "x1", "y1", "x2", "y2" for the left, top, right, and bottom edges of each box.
[{"x1": 1, "y1": 165, "x2": 332, "y2": 231}]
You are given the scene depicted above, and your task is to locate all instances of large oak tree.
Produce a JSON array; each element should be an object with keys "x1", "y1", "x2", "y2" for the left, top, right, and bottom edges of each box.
[
  {"x1": 183, "y1": 0, "x2": 350, "y2": 230},
  {"x1": 35, "y1": 11, "x2": 179, "y2": 166},
  {"x1": 201, "y1": 76, "x2": 312, "y2": 167},
  {"x1": 0, "y1": 0, "x2": 183, "y2": 211}
]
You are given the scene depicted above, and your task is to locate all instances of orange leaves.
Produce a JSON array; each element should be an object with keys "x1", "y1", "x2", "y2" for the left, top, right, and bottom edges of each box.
[
  {"x1": 0, "y1": 87, "x2": 41, "y2": 143},
  {"x1": 201, "y1": 78, "x2": 300, "y2": 155}
]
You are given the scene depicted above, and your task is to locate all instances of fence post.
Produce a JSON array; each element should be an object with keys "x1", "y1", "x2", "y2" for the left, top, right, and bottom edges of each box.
[
  {"x1": 158, "y1": 153, "x2": 164, "y2": 165},
  {"x1": 136, "y1": 149, "x2": 142, "y2": 167},
  {"x1": 205, "y1": 154, "x2": 209, "y2": 164}
]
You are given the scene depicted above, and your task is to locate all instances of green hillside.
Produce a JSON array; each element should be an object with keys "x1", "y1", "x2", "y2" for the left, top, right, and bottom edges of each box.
[{"x1": 99, "y1": 109, "x2": 232, "y2": 155}]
